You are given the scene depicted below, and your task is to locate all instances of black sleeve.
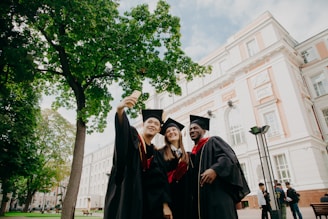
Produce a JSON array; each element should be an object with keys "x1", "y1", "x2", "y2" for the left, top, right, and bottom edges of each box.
[
  {"x1": 208, "y1": 137, "x2": 250, "y2": 203},
  {"x1": 144, "y1": 149, "x2": 172, "y2": 205},
  {"x1": 290, "y1": 189, "x2": 299, "y2": 201},
  {"x1": 113, "y1": 111, "x2": 137, "y2": 184},
  {"x1": 154, "y1": 150, "x2": 172, "y2": 204}
]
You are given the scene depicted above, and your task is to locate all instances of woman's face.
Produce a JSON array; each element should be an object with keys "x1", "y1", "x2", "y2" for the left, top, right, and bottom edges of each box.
[{"x1": 165, "y1": 126, "x2": 180, "y2": 145}]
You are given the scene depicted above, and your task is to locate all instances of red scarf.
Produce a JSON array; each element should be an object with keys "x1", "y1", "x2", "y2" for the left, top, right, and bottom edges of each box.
[
  {"x1": 137, "y1": 134, "x2": 153, "y2": 171},
  {"x1": 191, "y1": 137, "x2": 209, "y2": 154},
  {"x1": 167, "y1": 161, "x2": 188, "y2": 183}
]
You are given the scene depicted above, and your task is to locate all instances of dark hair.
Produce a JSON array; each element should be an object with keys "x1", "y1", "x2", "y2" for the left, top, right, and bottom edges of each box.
[
  {"x1": 259, "y1": 182, "x2": 264, "y2": 186},
  {"x1": 285, "y1": 182, "x2": 290, "y2": 185},
  {"x1": 277, "y1": 183, "x2": 282, "y2": 186}
]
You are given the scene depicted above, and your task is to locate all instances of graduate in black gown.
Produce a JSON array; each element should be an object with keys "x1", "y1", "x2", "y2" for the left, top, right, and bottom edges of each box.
[
  {"x1": 104, "y1": 93, "x2": 173, "y2": 219},
  {"x1": 189, "y1": 115, "x2": 250, "y2": 219},
  {"x1": 158, "y1": 118, "x2": 192, "y2": 219}
]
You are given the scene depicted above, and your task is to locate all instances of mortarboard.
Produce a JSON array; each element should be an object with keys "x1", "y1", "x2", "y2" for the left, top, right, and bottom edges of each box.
[
  {"x1": 160, "y1": 118, "x2": 185, "y2": 135},
  {"x1": 142, "y1": 109, "x2": 164, "y2": 124},
  {"x1": 190, "y1": 115, "x2": 210, "y2": 131}
]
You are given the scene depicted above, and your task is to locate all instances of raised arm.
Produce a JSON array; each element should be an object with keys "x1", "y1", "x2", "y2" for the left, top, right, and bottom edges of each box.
[{"x1": 113, "y1": 94, "x2": 139, "y2": 184}]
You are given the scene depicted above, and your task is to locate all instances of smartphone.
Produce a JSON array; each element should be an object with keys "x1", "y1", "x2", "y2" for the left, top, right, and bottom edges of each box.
[
  {"x1": 127, "y1": 90, "x2": 141, "y2": 108},
  {"x1": 131, "y1": 90, "x2": 141, "y2": 99}
]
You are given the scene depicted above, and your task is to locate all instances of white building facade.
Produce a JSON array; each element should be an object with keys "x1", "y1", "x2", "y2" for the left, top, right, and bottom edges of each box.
[
  {"x1": 77, "y1": 11, "x2": 328, "y2": 209},
  {"x1": 76, "y1": 144, "x2": 113, "y2": 210}
]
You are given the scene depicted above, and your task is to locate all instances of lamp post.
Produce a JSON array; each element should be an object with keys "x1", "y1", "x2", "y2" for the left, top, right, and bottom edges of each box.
[{"x1": 249, "y1": 125, "x2": 281, "y2": 219}]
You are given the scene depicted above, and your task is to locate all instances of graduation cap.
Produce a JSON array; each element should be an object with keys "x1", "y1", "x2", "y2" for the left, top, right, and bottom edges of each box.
[
  {"x1": 190, "y1": 115, "x2": 210, "y2": 131},
  {"x1": 142, "y1": 109, "x2": 164, "y2": 124},
  {"x1": 160, "y1": 118, "x2": 185, "y2": 135}
]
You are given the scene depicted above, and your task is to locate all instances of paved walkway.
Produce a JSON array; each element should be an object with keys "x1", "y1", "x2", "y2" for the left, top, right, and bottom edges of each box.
[
  {"x1": 238, "y1": 207, "x2": 314, "y2": 219},
  {"x1": 0, "y1": 207, "x2": 315, "y2": 218}
]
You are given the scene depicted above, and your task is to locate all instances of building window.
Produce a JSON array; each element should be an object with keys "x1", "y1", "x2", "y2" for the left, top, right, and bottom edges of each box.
[
  {"x1": 227, "y1": 108, "x2": 245, "y2": 145},
  {"x1": 274, "y1": 154, "x2": 291, "y2": 183},
  {"x1": 301, "y1": 47, "x2": 317, "y2": 63},
  {"x1": 311, "y1": 72, "x2": 328, "y2": 97},
  {"x1": 263, "y1": 111, "x2": 280, "y2": 137},
  {"x1": 246, "y1": 39, "x2": 258, "y2": 57},
  {"x1": 323, "y1": 108, "x2": 328, "y2": 127}
]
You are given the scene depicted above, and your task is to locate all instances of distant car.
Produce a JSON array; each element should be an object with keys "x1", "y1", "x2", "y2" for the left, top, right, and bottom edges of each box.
[
  {"x1": 28, "y1": 207, "x2": 42, "y2": 212},
  {"x1": 10, "y1": 207, "x2": 22, "y2": 212}
]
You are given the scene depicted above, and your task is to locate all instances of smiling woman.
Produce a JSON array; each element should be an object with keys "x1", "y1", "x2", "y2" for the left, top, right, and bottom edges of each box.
[{"x1": 158, "y1": 118, "x2": 191, "y2": 219}]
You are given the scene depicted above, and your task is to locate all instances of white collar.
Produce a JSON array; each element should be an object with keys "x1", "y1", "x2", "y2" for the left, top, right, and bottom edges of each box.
[{"x1": 170, "y1": 145, "x2": 182, "y2": 158}]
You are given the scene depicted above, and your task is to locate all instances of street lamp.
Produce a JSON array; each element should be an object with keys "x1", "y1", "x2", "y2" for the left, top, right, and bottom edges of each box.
[{"x1": 249, "y1": 125, "x2": 281, "y2": 219}]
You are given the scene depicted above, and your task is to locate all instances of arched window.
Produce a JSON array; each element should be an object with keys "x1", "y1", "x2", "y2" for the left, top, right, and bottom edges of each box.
[{"x1": 227, "y1": 107, "x2": 245, "y2": 146}]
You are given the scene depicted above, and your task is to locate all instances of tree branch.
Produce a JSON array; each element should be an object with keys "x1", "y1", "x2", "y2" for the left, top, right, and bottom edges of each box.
[
  {"x1": 93, "y1": 55, "x2": 110, "y2": 72},
  {"x1": 83, "y1": 71, "x2": 117, "y2": 89},
  {"x1": 37, "y1": 68, "x2": 63, "y2": 76},
  {"x1": 37, "y1": 27, "x2": 60, "y2": 50}
]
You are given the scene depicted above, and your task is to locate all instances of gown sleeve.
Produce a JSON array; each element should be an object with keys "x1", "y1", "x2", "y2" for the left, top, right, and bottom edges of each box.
[
  {"x1": 208, "y1": 137, "x2": 250, "y2": 203},
  {"x1": 113, "y1": 111, "x2": 138, "y2": 184}
]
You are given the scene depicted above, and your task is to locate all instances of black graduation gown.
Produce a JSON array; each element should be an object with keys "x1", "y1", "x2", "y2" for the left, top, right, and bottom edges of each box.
[
  {"x1": 190, "y1": 136, "x2": 250, "y2": 219},
  {"x1": 158, "y1": 148, "x2": 192, "y2": 219},
  {"x1": 104, "y1": 112, "x2": 171, "y2": 219}
]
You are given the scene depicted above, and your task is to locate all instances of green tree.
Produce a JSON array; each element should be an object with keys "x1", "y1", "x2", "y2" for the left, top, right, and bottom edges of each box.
[
  {"x1": 0, "y1": 0, "x2": 35, "y2": 88},
  {"x1": 0, "y1": 82, "x2": 40, "y2": 216},
  {"x1": 0, "y1": 2, "x2": 40, "y2": 215},
  {"x1": 14, "y1": 109, "x2": 74, "y2": 212},
  {"x1": 11, "y1": 1, "x2": 211, "y2": 218}
]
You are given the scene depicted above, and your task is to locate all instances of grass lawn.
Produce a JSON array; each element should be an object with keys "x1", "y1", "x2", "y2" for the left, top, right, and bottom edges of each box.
[{"x1": 3, "y1": 212, "x2": 101, "y2": 219}]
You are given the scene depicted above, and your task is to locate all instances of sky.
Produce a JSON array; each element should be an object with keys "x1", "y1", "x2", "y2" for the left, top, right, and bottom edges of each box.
[{"x1": 41, "y1": 0, "x2": 328, "y2": 154}]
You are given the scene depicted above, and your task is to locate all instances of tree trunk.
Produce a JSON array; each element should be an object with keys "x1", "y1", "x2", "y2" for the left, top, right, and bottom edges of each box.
[
  {"x1": 61, "y1": 119, "x2": 86, "y2": 219},
  {"x1": 0, "y1": 178, "x2": 9, "y2": 216},
  {"x1": 0, "y1": 201, "x2": 7, "y2": 216},
  {"x1": 23, "y1": 189, "x2": 36, "y2": 212}
]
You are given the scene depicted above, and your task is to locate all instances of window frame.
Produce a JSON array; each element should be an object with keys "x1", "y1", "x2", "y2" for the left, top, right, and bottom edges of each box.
[
  {"x1": 273, "y1": 153, "x2": 291, "y2": 183},
  {"x1": 246, "y1": 39, "x2": 258, "y2": 57},
  {"x1": 226, "y1": 106, "x2": 245, "y2": 146},
  {"x1": 310, "y1": 71, "x2": 328, "y2": 97},
  {"x1": 301, "y1": 46, "x2": 318, "y2": 63},
  {"x1": 263, "y1": 110, "x2": 281, "y2": 138},
  {"x1": 258, "y1": 104, "x2": 283, "y2": 138},
  {"x1": 322, "y1": 108, "x2": 328, "y2": 128}
]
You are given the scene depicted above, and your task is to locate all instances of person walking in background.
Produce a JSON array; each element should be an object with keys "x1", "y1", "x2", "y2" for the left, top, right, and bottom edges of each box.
[
  {"x1": 275, "y1": 182, "x2": 286, "y2": 219},
  {"x1": 257, "y1": 182, "x2": 271, "y2": 219},
  {"x1": 320, "y1": 193, "x2": 328, "y2": 202},
  {"x1": 188, "y1": 115, "x2": 250, "y2": 219},
  {"x1": 286, "y1": 182, "x2": 303, "y2": 219},
  {"x1": 104, "y1": 91, "x2": 172, "y2": 219},
  {"x1": 159, "y1": 118, "x2": 191, "y2": 219}
]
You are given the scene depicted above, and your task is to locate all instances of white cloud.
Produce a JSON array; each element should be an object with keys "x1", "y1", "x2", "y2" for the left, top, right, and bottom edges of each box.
[
  {"x1": 172, "y1": 0, "x2": 327, "y2": 60},
  {"x1": 183, "y1": 25, "x2": 219, "y2": 61},
  {"x1": 269, "y1": 0, "x2": 328, "y2": 42}
]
